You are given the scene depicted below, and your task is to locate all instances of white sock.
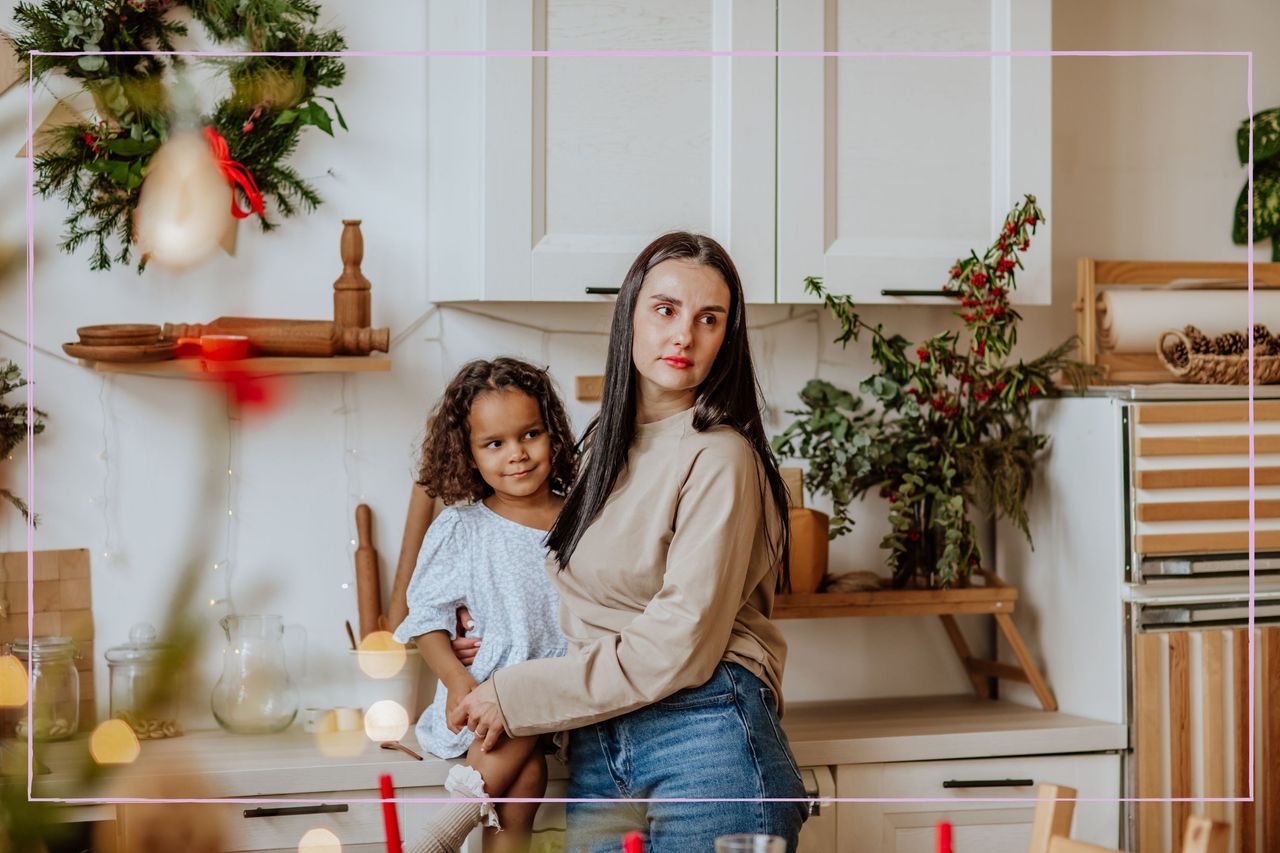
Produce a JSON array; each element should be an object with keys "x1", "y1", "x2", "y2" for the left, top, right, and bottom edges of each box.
[{"x1": 404, "y1": 764, "x2": 501, "y2": 853}]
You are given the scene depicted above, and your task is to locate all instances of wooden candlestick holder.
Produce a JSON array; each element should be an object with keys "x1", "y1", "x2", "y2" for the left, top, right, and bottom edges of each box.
[{"x1": 333, "y1": 219, "x2": 372, "y2": 328}]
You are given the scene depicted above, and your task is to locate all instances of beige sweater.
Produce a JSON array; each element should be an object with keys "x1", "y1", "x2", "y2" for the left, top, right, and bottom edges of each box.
[{"x1": 491, "y1": 406, "x2": 787, "y2": 736}]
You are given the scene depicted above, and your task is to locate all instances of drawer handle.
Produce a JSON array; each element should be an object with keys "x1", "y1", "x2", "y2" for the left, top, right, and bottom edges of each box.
[
  {"x1": 880, "y1": 289, "x2": 957, "y2": 298},
  {"x1": 942, "y1": 778, "x2": 1035, "y2": 789},
  {"x1": 801, "y1": 772, "x2": 822, "y2": 816},
  {"x1": 585, "y1": 286, "x2": 620, "y2": 295},
  {"x1": 805, "y1": 786, "x2": 822, "y2": 817},
  {"x1": 243, "y1": 804, "x2": 350, "y2": 819}
]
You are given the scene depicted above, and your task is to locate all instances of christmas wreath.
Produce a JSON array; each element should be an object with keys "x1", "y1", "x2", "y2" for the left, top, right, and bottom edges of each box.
[{"x1": 9, "y1": 0, "x2": 348, "y2": 271}]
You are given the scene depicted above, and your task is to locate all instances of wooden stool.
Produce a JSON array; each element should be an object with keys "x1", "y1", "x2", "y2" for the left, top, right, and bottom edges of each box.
[{"x1": 1028, "y1": 783, "x2": 1229, "y2": 853}]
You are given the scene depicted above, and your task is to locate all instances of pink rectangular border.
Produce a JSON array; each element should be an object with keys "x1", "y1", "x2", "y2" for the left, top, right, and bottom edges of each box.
[{"x1": 23, "y1": 48, "x2": 1258, "y2": 819}]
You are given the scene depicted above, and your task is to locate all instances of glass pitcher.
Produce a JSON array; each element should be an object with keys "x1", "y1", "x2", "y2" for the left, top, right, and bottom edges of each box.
[{"x1": 211, "y1": 614, "x2": 300, "y2": 734}]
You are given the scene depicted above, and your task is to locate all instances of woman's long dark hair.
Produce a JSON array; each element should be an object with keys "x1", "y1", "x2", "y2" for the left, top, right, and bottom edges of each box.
[{"x1": 545, "y1": 232, "x2": 792, "y2": 591}]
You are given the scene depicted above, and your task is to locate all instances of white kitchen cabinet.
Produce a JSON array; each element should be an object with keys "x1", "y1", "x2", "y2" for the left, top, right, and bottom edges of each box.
[
  {"x1": 428, "y1": 1, "x2": 1053, "y2": 305},
  {"x1": 836, "y1": 752, "x2": 1121, "y2": 853},
  {"x1": 776, "y1": 0, "x2": 1052, "y2": 305},
  {"x1": 427, "y1": 0, "x2": 776, "y2": 303}
]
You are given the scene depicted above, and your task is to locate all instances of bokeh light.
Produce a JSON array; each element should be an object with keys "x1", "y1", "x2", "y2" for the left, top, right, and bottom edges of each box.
[
  {"x1": 298, "y1": 827, "x2": 342, "y2": 852},
  {"x1": 363, "y1": 700, "x2": 409, "y2": 742},
  {"x1": 356, "y1": 630, "x2": 406, "y2": 679},
  {"x1": 312, "y1": 729, "x2": 367, "y2": 758},
  {"x1": 89, "y1": 719, "x2": 141, "y2": 764},
  {"x1": 0, "y1": 655, "x2": 28, "y2": 707}
]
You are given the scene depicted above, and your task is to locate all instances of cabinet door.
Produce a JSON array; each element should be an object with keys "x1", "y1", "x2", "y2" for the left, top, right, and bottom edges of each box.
[
  {"x1": 836, "y1": 753, "x2": 1121, "y2": 853},
  {"x1": 777, "y1": 0, "x2": 1051, "y2": 305},
  {"x1": 428, "y1": 0, "x2": 775, "y2": 303}
]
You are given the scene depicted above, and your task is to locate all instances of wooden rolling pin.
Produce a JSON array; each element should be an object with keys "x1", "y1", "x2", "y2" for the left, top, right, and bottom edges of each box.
[
  {"x1": 162, "y1": 318, "x2": 389, "y2": 357},
  {"x1": 355, "y1": 503, "x2": 382, "y2": 639}
]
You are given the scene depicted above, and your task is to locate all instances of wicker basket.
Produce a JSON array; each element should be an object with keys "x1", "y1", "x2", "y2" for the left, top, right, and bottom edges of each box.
[{"x1": 1158, "y1": 329, "x2": 1280, "y2": 384}]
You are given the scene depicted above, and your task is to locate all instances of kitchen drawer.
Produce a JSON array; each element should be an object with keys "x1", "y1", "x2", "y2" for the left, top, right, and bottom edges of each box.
[
  {"x1": 836, "y1": 752, "x2": 1121, "y2": 853},
  {"x1": 118, "y1": 785, "x2": 449, "y2": 852}
]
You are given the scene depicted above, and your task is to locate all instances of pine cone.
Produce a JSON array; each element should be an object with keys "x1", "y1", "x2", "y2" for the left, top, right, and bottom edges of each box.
[
  {"x1": 1164, "y1": 337, "x2": 1189, "y2": 367},
  {"x1": 1255, "y1": 323, "x2": 1272, "y2": 347},
  {"x1": 1184, "y1": 325, "x2": 1216, "y2": 354},
  {"x1": 1214, "y1": 330, "x2": 1248, "y2": 356}
]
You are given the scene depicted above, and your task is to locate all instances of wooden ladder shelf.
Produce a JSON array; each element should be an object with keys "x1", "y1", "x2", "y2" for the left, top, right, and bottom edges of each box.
[{"x1": 774, "y1": 570, "x2": 1057, "y2": 711}]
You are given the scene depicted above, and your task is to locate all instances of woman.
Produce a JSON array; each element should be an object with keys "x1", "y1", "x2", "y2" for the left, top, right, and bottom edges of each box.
[{"x1": 450, "y1": 232, "x2": 807, "y2": 853}]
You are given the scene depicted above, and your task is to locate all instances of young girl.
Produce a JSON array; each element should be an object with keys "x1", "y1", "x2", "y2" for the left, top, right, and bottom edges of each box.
[{"x1": 392, "y1": 357, "x2": 577, "y2": 853}]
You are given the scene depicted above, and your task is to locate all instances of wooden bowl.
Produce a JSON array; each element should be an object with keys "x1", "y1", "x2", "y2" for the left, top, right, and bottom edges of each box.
[
  {"x1": 76, "y1": 324, "x2": 162, "y2": 346},
  {"x1": 62, "y1": 341, "x2": 177, "y2": 362}
]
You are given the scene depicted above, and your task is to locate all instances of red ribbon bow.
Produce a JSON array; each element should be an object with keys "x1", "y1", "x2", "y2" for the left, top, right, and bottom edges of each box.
[{"x1": 203, "y1": 126, "x2": 265, "y2": 220}]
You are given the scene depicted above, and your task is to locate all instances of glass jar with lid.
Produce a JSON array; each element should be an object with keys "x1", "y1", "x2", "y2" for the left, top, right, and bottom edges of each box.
[
  {"x1": 10, "y1": 636, "x2": 79, "y2": 741},
  {"x1": 105, "y1": 622, "x2": 181, "y2": 739}
]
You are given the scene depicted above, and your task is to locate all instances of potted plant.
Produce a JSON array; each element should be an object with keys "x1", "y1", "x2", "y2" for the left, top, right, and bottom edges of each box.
[
  {"x1": 1233, "y1": 106, "x2": 1280, "y2": 261},
  {"x1": 772, "y1": 195, "x2": 1098, "y2": 589}
]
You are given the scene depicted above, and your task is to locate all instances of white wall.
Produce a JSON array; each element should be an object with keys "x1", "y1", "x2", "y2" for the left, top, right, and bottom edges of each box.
[{"x1": 0, "y1": 1, "x2": 1274, "y2": 728}]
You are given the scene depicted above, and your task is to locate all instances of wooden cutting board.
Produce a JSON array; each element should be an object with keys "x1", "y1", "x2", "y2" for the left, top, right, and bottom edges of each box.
[{"x1": 0, "y1": 549, "x2": 96, "y2": 733}]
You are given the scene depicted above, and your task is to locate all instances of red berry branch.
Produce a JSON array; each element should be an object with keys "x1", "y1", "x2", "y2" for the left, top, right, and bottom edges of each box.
[{"x1": 774, "y1": 195, "x2": 1101, "y2": 588}]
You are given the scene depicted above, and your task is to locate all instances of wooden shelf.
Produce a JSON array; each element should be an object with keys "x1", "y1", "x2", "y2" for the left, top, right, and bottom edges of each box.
[
  {"x1": 80, "y1": 356, "x2": 391, "y2": 375},
  {"x1": 775, "y1": 571, "x2": 1058, "y2": 711},
  {"x1": 774, "y1": 570, "x2": 1015, "y2": 619}
]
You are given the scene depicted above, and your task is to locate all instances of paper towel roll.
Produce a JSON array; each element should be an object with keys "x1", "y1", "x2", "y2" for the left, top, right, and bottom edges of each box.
[{"x1": 1098, "y1": 289, "x2": 1280, "y2": 352}]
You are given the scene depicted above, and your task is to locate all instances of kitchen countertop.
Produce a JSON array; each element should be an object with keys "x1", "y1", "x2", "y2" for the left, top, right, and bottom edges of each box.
[{"x1": 31, "y1": 695, "x2": 1126, "y2": 801}]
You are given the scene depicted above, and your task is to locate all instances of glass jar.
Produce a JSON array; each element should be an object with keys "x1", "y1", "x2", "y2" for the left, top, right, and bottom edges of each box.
[
  {"x1": 105, "y1": 623, "x2": 181, "y2": 739},
  {"x1": 10, "y1": 636, "x2": 79, "y2": 741}
]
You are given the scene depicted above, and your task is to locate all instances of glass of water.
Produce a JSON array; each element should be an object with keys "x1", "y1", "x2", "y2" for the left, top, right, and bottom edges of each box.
[{"x1": 714, "y1": 834, "x2": 786, "y2": 853}]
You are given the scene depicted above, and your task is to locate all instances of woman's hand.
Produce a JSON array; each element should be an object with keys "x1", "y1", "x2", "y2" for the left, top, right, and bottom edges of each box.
[
  {"x1": 448, "y1": 679, "x2": 506, "y2": 751},
  {"x1": 451, "y1": 606, "x2": 481, "y2": 666},
  {"x1": 443, "y1": 674, "x2": 478, "y2": 734}
]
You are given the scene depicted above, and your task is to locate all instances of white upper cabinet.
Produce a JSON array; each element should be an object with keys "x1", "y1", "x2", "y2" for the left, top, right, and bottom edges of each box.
[
  {"x1": 427, "y1": 0, "x2": 776, "y2": 302},
  {"x1": 776, "y1": 0, "x2": 1052, "y2": 305},
  {"x1": 428, "y1": 0, "x2": 1051, "y2": 304}
]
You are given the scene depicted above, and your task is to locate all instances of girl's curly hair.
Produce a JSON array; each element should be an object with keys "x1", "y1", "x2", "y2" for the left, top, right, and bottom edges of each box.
[{"x1": 417, "y1": 358, "x2": 578, "y2": 505}]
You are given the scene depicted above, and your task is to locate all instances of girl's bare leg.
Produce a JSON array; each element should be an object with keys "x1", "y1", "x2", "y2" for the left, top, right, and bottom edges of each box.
[
  {"x1": 483, "y1": 752, "x2": 547, "y2": 853},
  {"x1": 466, "y1": 733, "x2": 540, "y2": 797},
  {"x1": 403, "y1": 735, "x2": 541, "y2": 853}
]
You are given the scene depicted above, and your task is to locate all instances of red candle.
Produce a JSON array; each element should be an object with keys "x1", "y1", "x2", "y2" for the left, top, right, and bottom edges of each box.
[
  {"x1": 936, "y1": 820, "x2": 953, "y2": 853},
  {"x1": 381, "y1": 773, "x2": 403, "y2": 853}
]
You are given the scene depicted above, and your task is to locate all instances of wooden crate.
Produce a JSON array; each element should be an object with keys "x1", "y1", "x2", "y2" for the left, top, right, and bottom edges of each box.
[{"x1": 1074, "y1": 259, "x2": 1280, "y2": 384}]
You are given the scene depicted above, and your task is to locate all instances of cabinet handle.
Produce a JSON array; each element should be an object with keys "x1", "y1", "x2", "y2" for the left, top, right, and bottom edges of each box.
[
  {"x1": 880, "y1": 289, "x2": 956, "y2": 298},
  {"x1": 801, "y1": 770, "x2": 823, "y2": 816},
  {"x1": 585, "y1": 286, "x2": 620, "y2": 295},
  {"x1": 243, "y1": 804, "x2": 350, "y2": 819},
  {"x1": 805, "y1": 786, "x2": 822, "y2": 817},
  {"x1": 941, "y1": 778, "x2": 1035, "y2": 789}
]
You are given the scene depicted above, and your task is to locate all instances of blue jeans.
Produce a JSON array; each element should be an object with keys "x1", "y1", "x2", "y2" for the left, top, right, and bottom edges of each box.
[{"x1": 564, "y1": 662, "x2": 808, "y2": 853}]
